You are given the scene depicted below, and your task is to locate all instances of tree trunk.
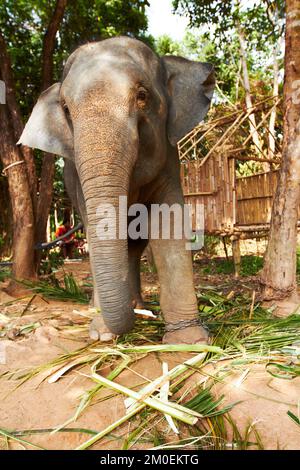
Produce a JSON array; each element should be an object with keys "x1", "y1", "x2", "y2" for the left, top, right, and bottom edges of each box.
[
  {"x1": 268, "y1": 45, "x2": 280, "y2": 159},
  {"x1": 0, "y1": 176, "x2": 12, "y2": 258},
  {"x1": 0, "y1": 32, "x2": 37, "y2": 210},
  {"x1": 0, "y1": 105, "x2": 36, "y2": 281},
  {"x1": 0, "y1": 37, "x2": 36, "y2": 281},
  {"x1": 41, "y1": 0, "x2": 68, "y2": 91},
  {"x1": 35, "y1": 0, "x2": 68, "y2": 265},
  {"x1": 0, "y1": 1, "x2": 67, "y2": 279},
  {"x1": 261, "y1": 0, "x2": 300, "y2": 300},
  {"x1": 34, "y1": 153, "x2": 56, "y2": 268}
]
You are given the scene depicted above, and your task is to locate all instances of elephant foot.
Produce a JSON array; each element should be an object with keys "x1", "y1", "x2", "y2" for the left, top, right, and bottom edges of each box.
[
  {"x1": 132, "y1": 295, "x2": 146, "y2": 310},
  {"x1": 163, "y1": 325, "x2": 209, "y2": 345},
  {"x1": 89, "y1": 315, "x2": 116, "y2": 342}
]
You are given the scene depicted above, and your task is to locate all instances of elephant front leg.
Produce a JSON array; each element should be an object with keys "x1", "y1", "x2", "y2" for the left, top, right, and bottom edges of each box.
[
  {"x1": 149, "y1": 181, "x2": 209, "y2": 345},
  {"x1": 150, "y1": 238, "x2": 209, "y2": 344}
]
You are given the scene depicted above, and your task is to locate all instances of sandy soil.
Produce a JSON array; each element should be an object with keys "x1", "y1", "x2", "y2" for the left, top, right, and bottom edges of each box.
[{"x1": 0, "y1": 260, "x2": 299, "y2": 450}]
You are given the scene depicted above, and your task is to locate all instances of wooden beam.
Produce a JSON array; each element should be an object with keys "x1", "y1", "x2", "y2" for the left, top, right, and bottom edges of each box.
[
  {"x1": 237, "y1": 194, "x2": 273, "y2": 201},
  {"x1": 184, "y1": 191, "x2": 217, "y2": 197},
  {"x1": 229, "y1": 154, "x2": 281, "y2": 164}
]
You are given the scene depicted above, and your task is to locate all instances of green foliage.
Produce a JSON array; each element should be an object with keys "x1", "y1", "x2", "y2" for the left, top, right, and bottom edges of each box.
[
  {"x1": 0, "y1": 267, "x2": 11, "y2": 282},
  {"x1": 266, "y1": 361, "x2": 300, "y2": 380},
  {"x1": 240, "y1": 256, "x2": 264, "y2": 276},
  {"x1": 155, "y1": 35, "x2": 182, "y2": 56},
  {"x1": 203, "y1": 255, "x2": 264, "y2": 277},
  {"x1": 202, "y1": 235, "x2": 220, "y2": 256},
  {"x1": 173, "y1": 1, "x2": 285, "y2": 45},
  {"x1": 201, "y1": 249, "x2": 300, "y2": 278},
  {"x1": 0, "y1": 0, "x2": 151, "y2": 118},
  {"x1": 172, "y1": 0, "x2": 285, "y2": 104},
  {"x1": 296, "y1": 247, "x2": 300, "y2": 275},
  {"x1": 236, "y1": 161, "x2": 268, "y2": 177},
  {"x1": 22, "y1": 273, "x2": 89, "y2": 303},
  {"x1": 39, "y1": 250, "x2": 64, "y2": 275}
]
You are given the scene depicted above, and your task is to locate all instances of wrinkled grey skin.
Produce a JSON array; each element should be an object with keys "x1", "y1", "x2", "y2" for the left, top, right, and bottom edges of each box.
[{"x1": 19, "y1": 37, "x2": 215, "y2": 344}]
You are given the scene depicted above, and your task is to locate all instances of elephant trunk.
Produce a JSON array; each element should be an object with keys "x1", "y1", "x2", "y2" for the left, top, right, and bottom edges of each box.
[{"x1": 75, "y1": 110, "x2": 138, "y2": 335}]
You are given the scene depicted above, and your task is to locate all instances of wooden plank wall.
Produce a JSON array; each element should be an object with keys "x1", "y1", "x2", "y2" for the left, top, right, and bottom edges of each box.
[
  {"x1": 181, "y1": 159, "x2": 281, "y2": 232},
  {"x1": 236, "y1": 171, "x2": 278, "y2": 225},
  {"x1": 181, "y1": 154, "x2": 236, "y2": 233}
]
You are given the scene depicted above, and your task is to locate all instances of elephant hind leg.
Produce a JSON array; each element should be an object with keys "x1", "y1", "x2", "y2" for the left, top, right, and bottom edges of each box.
[{"x1": 128, "y1": 239, "x2": 148, "y2": 309}]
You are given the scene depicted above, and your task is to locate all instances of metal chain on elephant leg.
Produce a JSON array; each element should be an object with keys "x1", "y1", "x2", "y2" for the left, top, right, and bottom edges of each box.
[{"x1": 165, "y1": 318, "x2": 210, "y2": 334}]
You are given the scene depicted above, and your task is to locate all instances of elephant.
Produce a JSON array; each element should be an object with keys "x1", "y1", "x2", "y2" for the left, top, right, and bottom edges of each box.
[{"x1": 18, "y1": 37, "x2": 215, "y2": 344}]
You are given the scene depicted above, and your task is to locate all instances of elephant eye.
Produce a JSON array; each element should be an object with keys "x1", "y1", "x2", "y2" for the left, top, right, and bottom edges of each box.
[
  {"x1": 136, "y1": 87, "x2": 148, "y2": 108},
  {"x1": 62, "y1": 101, "x2": 70, "y2": 115}
]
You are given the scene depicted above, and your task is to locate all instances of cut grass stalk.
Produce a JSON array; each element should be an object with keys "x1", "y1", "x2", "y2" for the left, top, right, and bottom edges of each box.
[
  {"x1": 91, "y1": 344, "x2": 222, "y2": 355},
  {"x1": 160, "y1": 362, "x2": 179, "y2": 434},
  {"x1": 52, "y1": 355, "x2": 133, "y2": 433},
  {"x1": 76, "y1": 351, "x2": 213, "y2": 450},
  {"x1": 150, "y1": 435, "x2": 211, "y2": 450},
  {"x1": 6, "y1": 286, "x2": 300, "y2": 450},
  {"x1": 76, "y1": 403, "x2": 146, "y2": 450},
  {"x1": 0, "y1": 428, "x2": 45, "y2": 450},
  {"x1": 91, "y1": 371, "x2": 199, "y2": 425},
  {"x1": 2, "y1": 427, "x2": 98, "y2": 437},
  {"x1": 47, "y1": 354, "x2": 97, "y2": 384},
  {"x1": 124, "y1": 352, "x2": 208, "y2": 413},
  {"x1": 287, "y1": 410, "x2": 300, "y2": 427}
]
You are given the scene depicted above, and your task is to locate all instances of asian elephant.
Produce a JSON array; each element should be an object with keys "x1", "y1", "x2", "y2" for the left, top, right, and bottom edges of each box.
[{"x1": 18, "y1": 37, "x2": 215, "y2": 344}]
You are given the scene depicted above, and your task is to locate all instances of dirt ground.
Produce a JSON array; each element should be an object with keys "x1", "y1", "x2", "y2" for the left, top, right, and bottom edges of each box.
[{"x1": 0, "y1": 260, "x2": 299, "y2": 450}]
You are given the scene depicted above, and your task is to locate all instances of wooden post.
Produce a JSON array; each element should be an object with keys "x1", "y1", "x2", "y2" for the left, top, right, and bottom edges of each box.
[
  {"x1": 222, "y1": 236, "x2": 229, "y2": 262},
  {"x1": 231, "y1": 236, "x2": 241, "y2": 278}
]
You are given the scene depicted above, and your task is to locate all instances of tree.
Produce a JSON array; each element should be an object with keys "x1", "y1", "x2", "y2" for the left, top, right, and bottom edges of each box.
[
  {"x1": 0, "y1": 0, "x2": 68, "y2": 283},
  {"x1": 35, "y1": 0, "x2": 68, "y2": 269},
  {"x1": 0, "y1": 31, "x2": 36, "y2": 280},
  {"x1": 155, "y1": 35, "x2": 182, "y2": 56},
  {"x1": 260, "y1": 0, "x2": 300, "y2": 302},
  {"x1": 0, "y1": 175, "x2": 12, "y2": 257},
  {"x1": 173, "y1": 0, "x2": 285, "y2": 163},
  {"x1": 174, "y1": 1, "x2": 300, "y2": 304}
]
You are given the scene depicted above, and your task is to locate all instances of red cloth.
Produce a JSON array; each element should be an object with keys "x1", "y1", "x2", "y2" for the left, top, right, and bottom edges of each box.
[{"x1": 55, "y1": 225, "x2": 74, "y2": 243}]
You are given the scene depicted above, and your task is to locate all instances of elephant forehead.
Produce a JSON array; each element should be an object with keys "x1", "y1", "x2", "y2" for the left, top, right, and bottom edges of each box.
[
  {"x1": 64, "y1": 38, "x2": 161, "y2": 77},
  {"x1": 61, "y1": 40, "x2": 163, "y2": 104},
  {"x1": 62, "y1": 55, "x2": 149, "y2": 105}
]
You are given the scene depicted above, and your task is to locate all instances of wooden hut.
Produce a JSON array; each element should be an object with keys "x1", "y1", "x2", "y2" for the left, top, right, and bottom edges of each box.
[{"x1": 178, "y1": 96, "x2": 283, "y2": 275}]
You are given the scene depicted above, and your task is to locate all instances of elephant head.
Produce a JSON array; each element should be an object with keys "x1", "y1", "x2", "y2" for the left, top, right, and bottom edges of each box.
[{"x1": 18, "y1": 37, "x2": 215, "y2": 336}]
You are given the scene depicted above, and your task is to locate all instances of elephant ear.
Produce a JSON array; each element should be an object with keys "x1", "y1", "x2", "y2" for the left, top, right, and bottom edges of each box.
[
  {"x1": 17, "y1": 83, "x2": 74, "y2": 159},
  {"x1": 162, "y1": 56, "x2": 215, "y2": 146}
]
